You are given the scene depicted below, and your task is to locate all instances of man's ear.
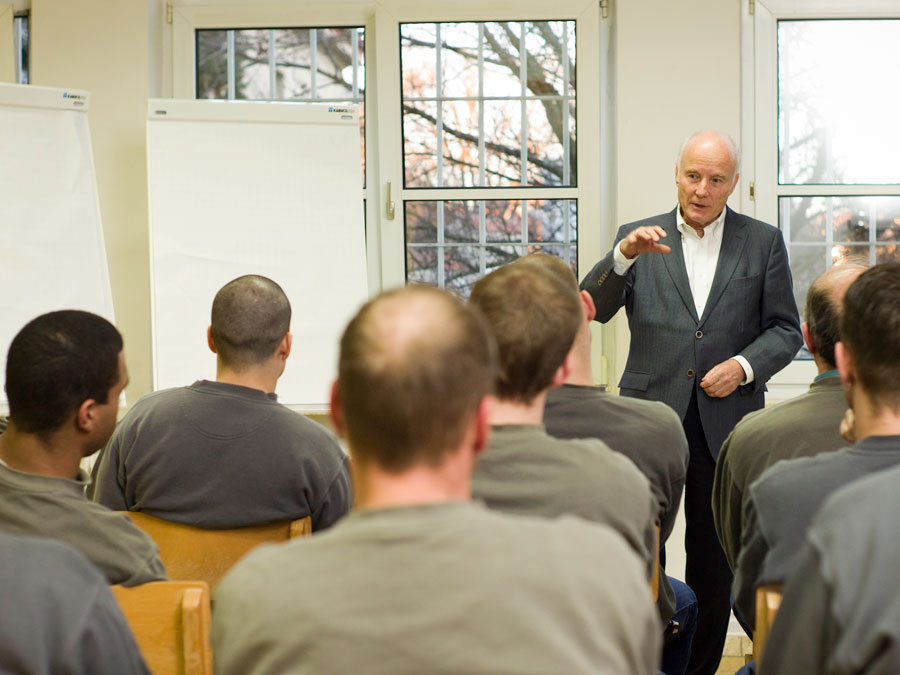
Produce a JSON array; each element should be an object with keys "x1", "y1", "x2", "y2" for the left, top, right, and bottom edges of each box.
[
  {"x1": 730, "y1": 171, "x2": 740, "y2": 194},
  {"x1": 207, "y1": 326, "x2": 217, "y2": 354},
  {"x1": 801, "y1": 321, "x2": 816, "y2": 356},
  {"x1": 471, "y1": 395, "x2": 494, "y2": 458},
  {"x1": 329, "y1": 380, "x2": 346, "y2": 438},
  {"x1": 835, "y1": 342, "x2": 854, "y2": 387},
  {"x1": 75, "y1": 399, "x2": 97, "y2": 433},
  {"x1": 552, "y1": 354, "x2": 572, "y2": 388},
  {"x1": 279, "y1": 332, "x2": 293, "y2": 361},
  {"x1": 674, "y1": 162, "x2": 680, "y2": 183},
  {"x1": 579, "y1": 290, "x2": 596, "y2": 323}
]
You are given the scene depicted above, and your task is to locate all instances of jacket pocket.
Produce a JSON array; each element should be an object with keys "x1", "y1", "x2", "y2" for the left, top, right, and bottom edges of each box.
[{"x1": 618, "y1": 370, "x2": 651, "y2": 392}]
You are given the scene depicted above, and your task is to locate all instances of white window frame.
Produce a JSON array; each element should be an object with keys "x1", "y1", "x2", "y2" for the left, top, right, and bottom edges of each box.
[
  {"x1": 742, "y1": 0, "x2": 900, "y2": 401},
  {"x1": 168, "y1": 0, "x2": 607, "y2": 305}
]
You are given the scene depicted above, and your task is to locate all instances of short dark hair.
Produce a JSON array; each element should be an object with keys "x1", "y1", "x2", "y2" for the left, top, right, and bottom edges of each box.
[
  {"x1": 469, "y1": 262, "x2": 581, "y2": 403},
  {"x1": 840, "y1": 262, "x2": 900, "y2": 410},
  {"x1": 805, "y1": 263, "x2": 866, "y2": 368},
  {"x1": 338, "y1": 286, "x2": 496, "y2": 473},
  {"x1": 210, "y1": 275, "x2": 291, "y2": 369},
  {"x1": 5, "y1": 310, "x2": 123, "y2": 435}
]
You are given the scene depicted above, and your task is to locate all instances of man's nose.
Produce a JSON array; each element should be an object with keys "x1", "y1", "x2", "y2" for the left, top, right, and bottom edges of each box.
[{"x1": 696, "y1": 180, "x2": 709, "y2": 196}]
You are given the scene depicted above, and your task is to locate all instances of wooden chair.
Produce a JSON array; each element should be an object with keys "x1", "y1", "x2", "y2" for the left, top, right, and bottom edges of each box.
[
  {"x1": 650, "y1": 525, "x2": 660, "y2": 602},
  {"x1": 112, "y1": 581, "x2": 212, "y2": 675},
  {"x1": 121, "y1": 511, "x2": 312, "y2": 588},
  {"x1": 752, "y1": 584, "x2": 784, "y2": 669}
]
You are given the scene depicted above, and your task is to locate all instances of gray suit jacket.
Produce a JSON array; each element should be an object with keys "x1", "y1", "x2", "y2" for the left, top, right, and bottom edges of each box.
[{"x1": 581, "y1": 207, "x2": 802, "y2": 458}]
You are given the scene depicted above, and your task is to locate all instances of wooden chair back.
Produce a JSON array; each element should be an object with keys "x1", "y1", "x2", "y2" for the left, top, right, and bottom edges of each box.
[
  {"x1": 122, "y1": 511, "x2": 312, "y2": 588},
  {"x1": 650, "y1": 525, "x2": 660, "y2": 602},
  {"x1": 753, "y1": 584, "x2": 784, "y2": 668},
  {"x1": 112, "y1": 581, "x2": 212, "y2": 675}
]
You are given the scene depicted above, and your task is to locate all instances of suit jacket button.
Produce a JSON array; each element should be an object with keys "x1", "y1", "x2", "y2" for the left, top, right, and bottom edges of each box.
[
  {"x1": 695, "y1": 330, "x2": 703, "y2": 339},
  {"x1": 686, "y1": 369, "x2": 695, "y2": 377}
]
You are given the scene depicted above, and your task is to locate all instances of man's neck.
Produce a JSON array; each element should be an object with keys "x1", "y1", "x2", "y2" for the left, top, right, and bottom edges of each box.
[
  {"x1": 851, "y1": 392, "x2": 900, "y2": 440},
  {"x1": 0, "y1": 426, "x2": 83, "y2": 479},
  {"x1": 564, "y1": 335, "x2": 595, "y2": 387},
  {"x1": 812, "y1": 354, "x2": 837, "y2": 377},
  {"x1": 215, "y1": 365, "x2": 279, "y2": 395},
  {"x1": 352, "y1": 459, "x2": 472, "y2": 510},
  {"x1": 489, "y1": 391, "x2": 548, "y2": 426}
]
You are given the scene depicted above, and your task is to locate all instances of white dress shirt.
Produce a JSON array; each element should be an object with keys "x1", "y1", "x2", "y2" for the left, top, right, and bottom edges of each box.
[{"x1": 612, "y1": 207, "x2": 754, "y2": 384}]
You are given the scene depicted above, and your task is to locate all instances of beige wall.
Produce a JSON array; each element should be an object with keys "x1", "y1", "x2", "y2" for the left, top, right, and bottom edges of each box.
[
  {"x1": 608, "y1": 0, "x2": 742, "y2": 385},
  {"x1": 31, "y1": 0, "x2": 152, "y2": 402}
]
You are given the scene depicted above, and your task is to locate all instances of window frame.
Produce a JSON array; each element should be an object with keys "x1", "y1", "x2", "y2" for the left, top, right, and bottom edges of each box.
[
  {"x1": 170, "y1": 0, "x2": 607, "y2": 305},
  {"x1": 742, "y1": 0, "x2": 900, "y2": 398}
]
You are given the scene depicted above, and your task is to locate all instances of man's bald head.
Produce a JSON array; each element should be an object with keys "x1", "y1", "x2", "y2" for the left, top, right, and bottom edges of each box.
[
  {"x1": 805, "y1": 263, "x2": 867, "y2": 368},
  {"x1": 678, "y1": 130, "x2": 741, "y2": 175},
  {"x1": 210, "y1": 275, "x2": 291, "y2": 370},
  {"x1": 337, "y1": 286, "x2": 497, "y2": 473}
]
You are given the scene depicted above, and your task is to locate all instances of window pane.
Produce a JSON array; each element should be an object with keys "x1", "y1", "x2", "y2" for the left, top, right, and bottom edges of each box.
[
  {"x1": 404, "y1": 199, "x2": 577, "y2": 296},
  {"x1": 195, "y1": 27, "x2": 366, "y2": 184},
  {"x1": 401, "y1": 20, "x2": 576, "y2": 189},
  {"x1": 779, "y1": 20, "x2": 900, "y2": 184},
  {"x1": 13, "y1": 15, "x2": 29, "y2": 85}
]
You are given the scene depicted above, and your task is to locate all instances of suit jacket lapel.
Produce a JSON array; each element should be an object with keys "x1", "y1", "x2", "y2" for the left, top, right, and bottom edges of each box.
[
  {"x1": 661, "y1": 209, "x2": 700, "y2": 324},
  {"x1": 700, "y1": 207, "x2": 748, "y2": 326}
]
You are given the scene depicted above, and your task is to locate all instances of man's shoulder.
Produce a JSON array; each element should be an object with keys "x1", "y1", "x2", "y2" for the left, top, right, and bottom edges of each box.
[
  {"x1": 725, "y1": 208, "x2": 781, "y2": 239},
  {"x1": 750, "y1": 447, "x2": 853, "y2": 505}
]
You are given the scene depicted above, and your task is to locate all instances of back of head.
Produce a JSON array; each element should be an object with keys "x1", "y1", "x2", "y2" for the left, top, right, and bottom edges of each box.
[
  {"x1": 5, "y1": 310, "x2": 123, "y2": 437},
  {"x1": 469, "y1": 262, "x2": 581, "y2": 403},
  {"x1": 514, "y1": 253, "x2": 579, "y2": 293},
  {"x1": 210, "y1": 275, "x2": 291, "y2": 370},
  {"x1": 338, "y1": 286, "x2": 497, "y2": 473},
  {"x1": 840, "y1": 262, "x2": 900, "y2": 409},
  {"x1": 805, "y1": 263, "x2": 867, "y2": 368}
]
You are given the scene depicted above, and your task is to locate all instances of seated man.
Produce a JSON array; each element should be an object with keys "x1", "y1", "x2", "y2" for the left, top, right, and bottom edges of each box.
[
  {"x1": 468, "y1": 263, "x2": 658, "y2": 583},
  {"x1": 92, "y1": 274, "x2": 351, "y2": 530},
  {"x1": 0, "y1": 310, "x2": 166, "y2": 586},
  {"x1": 713, "y1": 263, "x2": 864, "y2": 577},
  {"x1": 733, "y1": 262, "x2": 900, "y2": 630},
  {"x1": 0, "y1": 532, "x2": 149, "y2": 674},
  {"x1": 523, "y1": 254, "x2": 695, "y2": 675},
  {"x1": 762, "y1": 463, "x2": 900, "y2": 673},
  {"x1": 213, "y1": 286, "x2": 661, "y2": 675}
]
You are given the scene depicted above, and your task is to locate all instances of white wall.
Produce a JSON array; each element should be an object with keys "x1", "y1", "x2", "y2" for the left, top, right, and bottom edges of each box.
[{"x1": 31, "y1": 0, "x2": 152, "y2": 402}]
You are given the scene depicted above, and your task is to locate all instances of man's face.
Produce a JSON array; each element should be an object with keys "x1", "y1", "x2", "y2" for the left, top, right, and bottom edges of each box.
[
  {"x1": 675, "y1": 137, "x2": 739, "y2": 230},
  {"x1": 87, "y1": 351, "x2": 129, "y2": 454}
]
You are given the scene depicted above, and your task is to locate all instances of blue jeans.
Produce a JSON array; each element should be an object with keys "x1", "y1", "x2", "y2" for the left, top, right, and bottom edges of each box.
[{"x1": 662, "y1": 577, "x2": 699, "y2": 675}]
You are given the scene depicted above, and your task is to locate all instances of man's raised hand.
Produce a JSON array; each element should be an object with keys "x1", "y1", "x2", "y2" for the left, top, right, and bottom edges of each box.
[{"x1": 619, "y1": 225, "x2": 671, "y2": 259}]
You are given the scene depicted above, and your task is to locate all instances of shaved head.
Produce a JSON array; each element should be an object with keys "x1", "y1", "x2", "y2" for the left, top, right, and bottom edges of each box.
[
  {"x1": 337, "y1": 286, "x2": 497, "y2": 472},
  {"x1": 210, "y1": 275, "x2": 291, "y2": 370}
]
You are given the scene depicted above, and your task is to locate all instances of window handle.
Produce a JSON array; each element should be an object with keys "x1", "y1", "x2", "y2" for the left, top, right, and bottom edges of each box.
[{"x1": 385, "y1": 181, "x2": 396, "y2": 220}]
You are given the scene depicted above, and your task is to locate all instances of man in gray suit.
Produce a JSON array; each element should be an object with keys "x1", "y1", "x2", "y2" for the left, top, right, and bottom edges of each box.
[{"x1": 581, "y1": 130, "x2": 802, "y2": 675}]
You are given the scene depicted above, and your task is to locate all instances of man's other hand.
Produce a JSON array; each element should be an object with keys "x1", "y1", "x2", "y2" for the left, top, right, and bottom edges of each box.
[
  {"x1": 700, "y1": 359, "x2": 744, "y2": 398},
  {"x1": 619, "y1": 225, "x2": 671, "y2": 259}
]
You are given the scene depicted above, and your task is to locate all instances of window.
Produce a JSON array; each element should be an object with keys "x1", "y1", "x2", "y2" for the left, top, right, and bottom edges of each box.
[
  {"x1": 746, "y1": 2, "x2": 900, "y2": 381},
  {"x1": 400, "y1": 21, "x2": 577, "y2": 293},
  {"x1": 13, "y1": 12, "x2": 28, "y2": 84},
  {"x1": 172, "y1": 1, "x2": 604, "y2": 299},
  {"x1": 777, "y1": 19, "x2": 900, "y2": 321},
  {"x1": 193, "y1": 26, "x2": 366, "y2": 182}
]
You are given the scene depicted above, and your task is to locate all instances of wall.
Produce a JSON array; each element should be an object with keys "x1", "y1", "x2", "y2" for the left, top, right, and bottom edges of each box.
[
  {"x1": 31, "y1": 0, "x2": 153, "y2": 403},
  {"x1": 610, "y1": 0, "x2": 743, "y2": 585}
]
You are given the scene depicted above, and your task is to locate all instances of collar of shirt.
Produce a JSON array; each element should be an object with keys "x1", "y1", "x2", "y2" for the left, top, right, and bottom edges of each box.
[
  {"x1": 676, "y1": 206, "x2": 726, "y2": 241},
  {"x1": 814, "y1": 369, "x2": 840, "y2": 382}
]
